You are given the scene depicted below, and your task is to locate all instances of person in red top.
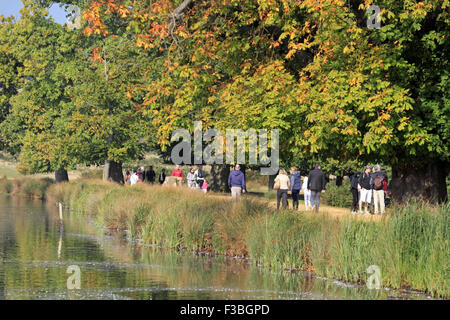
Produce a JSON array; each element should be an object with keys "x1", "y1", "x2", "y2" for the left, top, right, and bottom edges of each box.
[{"x1": 171, "y1": 165, "x2": 185, "y2": 183}]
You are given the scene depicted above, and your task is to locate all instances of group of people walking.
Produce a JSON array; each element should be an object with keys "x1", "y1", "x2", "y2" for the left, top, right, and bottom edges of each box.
[
  {"x1": 125, "y1": 166, "x2": 164, "y2": 186},
  {"x1": 124, "y1": 162, "x2": 388, "y2": 215},
  {"x1": 350, "y1": 164, "x2": 388, "y2": 215},
  {"x1": 273, "y1": 162, "x2": 388, "y2": 215},
  {"x1": 273, "y1": 163, "x2": 326, "y2": 212},
  {"x1": 125, "y1": 165, "x2": 209, "y2": 193},
  {"x1": 123, "y1": 164, "x2": 247, "y2": 199}
]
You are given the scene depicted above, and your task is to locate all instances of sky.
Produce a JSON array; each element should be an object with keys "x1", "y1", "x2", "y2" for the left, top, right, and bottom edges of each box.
[{"x1": 0, "y1": 0, "x2": 69, "y2": 24}]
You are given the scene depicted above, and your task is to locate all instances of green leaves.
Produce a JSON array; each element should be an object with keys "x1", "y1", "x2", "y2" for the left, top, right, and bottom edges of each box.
[{"x1": 0, "y1": 0, "x2": 448, "y2": 174}]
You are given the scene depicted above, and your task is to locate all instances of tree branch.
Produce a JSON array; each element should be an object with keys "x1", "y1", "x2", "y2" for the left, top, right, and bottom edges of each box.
[{"x1": 172, "y1": 0, "x2": 193, "y2": 18}]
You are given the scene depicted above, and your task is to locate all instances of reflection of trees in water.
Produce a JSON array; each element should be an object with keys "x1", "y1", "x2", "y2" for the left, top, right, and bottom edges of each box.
[
  {"x1": 0, "y1": 196, "x2": 427, "y2": 299},
  {"x1": 0, "y1": 197, "x2": 163, "y2": 299},
  {"x1": 301, "y1": 272, "x2": 315, "y2": 293}
]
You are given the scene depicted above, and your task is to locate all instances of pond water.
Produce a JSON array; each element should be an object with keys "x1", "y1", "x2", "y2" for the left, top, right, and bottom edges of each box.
[{"x1": 0, "y1": 195, "x2": 432, "y2": 300}]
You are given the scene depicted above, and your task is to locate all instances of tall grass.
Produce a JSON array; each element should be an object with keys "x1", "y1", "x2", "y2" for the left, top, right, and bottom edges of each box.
[
  {"x1": 0, "y1": 176, "x2": 53, "y2": 199},
  {"x1": 45, "y1": 180, "x2": 449, "y2": 298}
]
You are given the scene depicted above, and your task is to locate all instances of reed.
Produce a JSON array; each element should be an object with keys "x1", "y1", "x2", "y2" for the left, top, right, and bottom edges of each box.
[
  {"x1": 45, "y1": 180, "x2": 449, "y2": 298},
  {"x1": 0, "y1": 176, "x2": 53, "y2": 199}
]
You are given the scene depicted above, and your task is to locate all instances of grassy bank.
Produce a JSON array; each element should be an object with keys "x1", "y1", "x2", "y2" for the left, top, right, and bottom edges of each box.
[
  {"x1": 0, "y1": 176, "x2": 53, "y2": 199},
  {"x1": 45, "y1": 179, "x2": 449, "y2": 298}
]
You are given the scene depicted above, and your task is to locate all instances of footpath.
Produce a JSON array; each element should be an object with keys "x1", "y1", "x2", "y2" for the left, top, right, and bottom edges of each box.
[{"x1": 210, "y1": 191, "x2": 384, "y2": 221}]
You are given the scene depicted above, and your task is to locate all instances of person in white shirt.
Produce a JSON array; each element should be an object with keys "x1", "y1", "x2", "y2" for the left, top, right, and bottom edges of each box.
[
  {"x1": 187, "y1": 168, "x2": 196, "y2": 188},
  {"x1": 130, "y1": 170, "x2": 139, "y2": 186},
  {"x1": 274, "y1": 169, "x2": 290, "y2": 210},
  {"x1": 302, "y1": 176, "x2": 311, "y2": 211}
]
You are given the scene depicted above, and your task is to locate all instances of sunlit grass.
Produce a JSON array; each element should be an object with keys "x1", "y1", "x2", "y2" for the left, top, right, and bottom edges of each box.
[{"x1": 45, "y1": 180, "x2": 449, "y2": 298}]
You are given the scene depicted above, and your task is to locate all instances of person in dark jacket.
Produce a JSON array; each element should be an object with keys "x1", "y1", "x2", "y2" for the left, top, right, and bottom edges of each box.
[
  {"x1": 289, "y1": 167, "x2": 302, "y2": 210},
  {"x1": 358, "y1": 165, "x2": 372, "y2": 214},
  {"x1": 307, "y1": 163, "x2": 326, "y2": 213},
  {"x1": 228, "y1": 164, "x2": 246, "y2": 200},
  {"x1": 350, "y1": 172, "x2": 361, "y2": 214},
  {"x1": 146, "y1": 166, "x2": 156, "y2": 184},
  {"x1": 158, "y1": 169, "x2": 166, "y2": 185}
]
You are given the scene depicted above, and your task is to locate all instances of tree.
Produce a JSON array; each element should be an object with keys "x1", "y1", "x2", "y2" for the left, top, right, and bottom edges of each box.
[
  {"x1": 74, "y1": 8, "x2": 155, "y2": 183},
  {"x1": 55, "y1": 0, "x2": 450, "y2": 201},
  {"x1": 0, "y1": 1, "x2": 153, "y2": 183},
  {"x1": 0, "y1": 15, "x2": 21, "y2": 153},
  {"x1": 0, "y1": 2, "x2": 86, "y2": 181},
  {"x1": 293, "y1": 0, "x2": 449, "y2": 202}
]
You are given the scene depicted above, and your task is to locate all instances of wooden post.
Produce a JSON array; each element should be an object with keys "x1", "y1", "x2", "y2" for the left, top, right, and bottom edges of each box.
[{"x1": 59, "y1": 202, "x2": 63, "y2": 221}]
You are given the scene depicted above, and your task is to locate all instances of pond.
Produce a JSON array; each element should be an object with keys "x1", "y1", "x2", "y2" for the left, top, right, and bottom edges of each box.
[{"x1": 0, "y1": 195, "x2": 431, "y2": 300}]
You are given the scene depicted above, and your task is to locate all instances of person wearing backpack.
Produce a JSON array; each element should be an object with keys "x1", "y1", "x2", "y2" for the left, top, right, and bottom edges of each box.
[
  {"x1": 350, "y1": 171, "x2": 361, "y2": 214},
  {"x1": 371, "y1": 164, "x2": 386, "y2": 215},
  {"x1": 289, "y1": 167, "x2": 302, "y2": 210}
]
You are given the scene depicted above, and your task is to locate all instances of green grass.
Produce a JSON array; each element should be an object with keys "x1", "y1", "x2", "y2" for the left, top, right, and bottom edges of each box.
[
  {"x1": 0, "y1": 167, "x2": 22, "y2": 179},
  {"x1": 45, "y1": 180, "x2": 449, "y2": 298},
  {"x1": 0, "y1": 176, "x2": 54, "y2": 199}
]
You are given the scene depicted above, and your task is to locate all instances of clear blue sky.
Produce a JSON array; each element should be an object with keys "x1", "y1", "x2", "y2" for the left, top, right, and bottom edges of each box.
[{"x1": 0, "y1": 0, "x2": 68, "y2": 24}]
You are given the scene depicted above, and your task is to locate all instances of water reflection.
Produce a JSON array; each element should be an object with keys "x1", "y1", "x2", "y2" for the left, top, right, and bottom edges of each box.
[{"x1": 0, "y1": 195, "x2": 431, "y2": 300}]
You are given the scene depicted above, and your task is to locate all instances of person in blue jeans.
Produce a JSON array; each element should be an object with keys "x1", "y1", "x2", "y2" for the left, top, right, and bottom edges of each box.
[
  {"x1": 289, "y1": 167, "x2": 302, "y2": 210},
  {"x1": 307, "y1": 163, "x2": 326, "y2": 213}
]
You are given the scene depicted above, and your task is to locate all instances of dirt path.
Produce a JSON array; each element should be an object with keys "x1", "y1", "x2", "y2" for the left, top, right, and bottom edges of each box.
[{"x1": 207, "y1": 191, "x2": 384, "y2": 221}]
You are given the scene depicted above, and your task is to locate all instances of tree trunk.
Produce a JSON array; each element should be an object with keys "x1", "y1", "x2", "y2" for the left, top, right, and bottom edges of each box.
[
  {"x1": 336, "y1": 175, "x2": 343, "y2": 186},
  {"x1": 240, "y1": 164, "x2": 247, "y2": 192},
  {"x1": 103, "y1": 160, "x2": 124, "y2": 184},
  {"x1": 389, "y1": 160, "x2": 448, "y2": 204},
  {"x1": 55, "y1": 169, "x2": 69, "y2": 183},
  {"x1": 268, "y1": 174, "x2": 276, "y2": 192},
  {"x1": 210, "y1": 164, "x2": 230, "y2": 193}
]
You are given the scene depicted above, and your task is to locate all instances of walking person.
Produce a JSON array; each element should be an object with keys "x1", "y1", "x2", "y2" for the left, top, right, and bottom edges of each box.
[
  {"x1": 289, "y1": 167, "x2": 302, "y2": 210},
  {"x1": 302, "y1": 175, "x2": 311, "y2": 211},
  {"x1": 125, "y1": 170, "x2": 131, "y2": 186},
  {"x1": 145, "y1": 166, "x2": 156, "y2": 184},
  {"x1": 274, "y1": 169, "x2": 290, "y2": 210},
  {"x1": 187, "y1": 168, "x2": 196, "y2": 188},
  {"x1": 358, "y1": 165, "x2": 373, "y2": 215},
  {"x1": 371, "y1": 164, "x2": 386, "y2": 215},
  {"x1": 137, "y1": 166, "x2": 145, "y2": 182},
  {"x1": 228, "y1": 164, "x2": 246, "y2": 200},
  {"x1": 194, "y1": 165, "x2": 205, "y2": 190},
  {"x1": 350, "y1": 171, "x2": 361, "y2": 214},
  {"x1": 158, "y1": 168, "x2": 166, "y2": 185},
  {"x1": 130, "y1": 169, "x2": 139, "y2": 186},
  {"x1": 307, "y1": 163, "x2": 326, "y2": 213}
]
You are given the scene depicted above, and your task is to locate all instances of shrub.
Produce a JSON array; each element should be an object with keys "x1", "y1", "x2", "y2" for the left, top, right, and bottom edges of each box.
[
  {"x1": 0, "y1": 176, "x2": 13, "y2": 193},
  {"x1": 80, "y1": 169, "x2": 103, "y2": 180},
  {"x1": 21, "y1": 178, "x2": 53, "y2": 198},
  {"x1": 322, "y1": 182, "x2": 353, "y2": 208}
]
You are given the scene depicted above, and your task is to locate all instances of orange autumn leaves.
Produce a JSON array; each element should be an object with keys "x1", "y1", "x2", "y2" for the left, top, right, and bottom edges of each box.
[{"x1": 83, "y1": 0, "x2": 131, "y2": 36}]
